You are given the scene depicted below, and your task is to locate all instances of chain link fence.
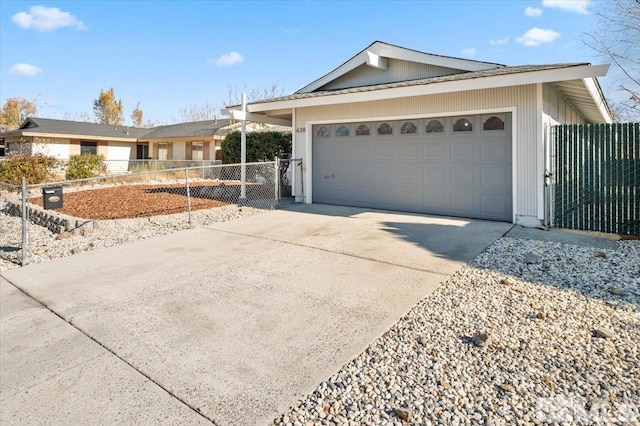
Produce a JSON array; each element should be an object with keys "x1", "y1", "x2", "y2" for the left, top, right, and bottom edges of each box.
[{"x1": 1, "y1": 161, "x2": 279, "y2": 267}]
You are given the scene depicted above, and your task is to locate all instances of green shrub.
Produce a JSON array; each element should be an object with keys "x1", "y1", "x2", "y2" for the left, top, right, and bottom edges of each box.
[
  {"x1": 65, "y1": 154, "x2": 107, "y2": 180},
  {"x1": 0, "y1": 153, "x2": 59, "y2": 185},
  {"x1": 221, "y1": 131, "x2": 292, "y2": 164}
]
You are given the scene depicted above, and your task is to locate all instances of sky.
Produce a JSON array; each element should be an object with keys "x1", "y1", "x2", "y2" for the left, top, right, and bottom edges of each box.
[{"x1": 0, "y1": 0, "x2": 619, "y2": 125}]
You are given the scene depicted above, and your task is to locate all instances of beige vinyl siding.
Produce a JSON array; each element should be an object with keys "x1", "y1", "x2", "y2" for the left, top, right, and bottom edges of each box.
[
  {"x1": 543, "y1": 83, "x2": 585, "y2": 125},
  {"x1": 319, "y1": 59, "x2": 467, "y2": 91},
  {"x1": 295, "y1": 84, "x2": 541, "y2": 220}
]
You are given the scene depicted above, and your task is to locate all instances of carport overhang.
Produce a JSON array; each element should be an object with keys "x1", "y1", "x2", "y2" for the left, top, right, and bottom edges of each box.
[{"x1": 226, "y1": 63, "x2": 612, "y2": 124}]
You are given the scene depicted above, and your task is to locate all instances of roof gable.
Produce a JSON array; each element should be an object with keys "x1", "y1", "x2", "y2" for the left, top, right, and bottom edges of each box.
[{"x1": 296, "y1": 41, "x2": 504, "y2": 94}]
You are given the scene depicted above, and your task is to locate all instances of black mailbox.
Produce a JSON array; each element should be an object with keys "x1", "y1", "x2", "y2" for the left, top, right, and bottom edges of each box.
[{"x1": 43, "y1": 186, "x2": 63, "y2": 209}]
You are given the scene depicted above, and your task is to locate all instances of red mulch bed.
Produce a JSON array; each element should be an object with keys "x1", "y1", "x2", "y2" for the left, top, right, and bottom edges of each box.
[{"x1": 29, "y1": 182, "x2": 234, "y2": 220}]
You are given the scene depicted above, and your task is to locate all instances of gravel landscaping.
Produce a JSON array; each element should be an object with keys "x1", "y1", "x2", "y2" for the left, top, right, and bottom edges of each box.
[
  {"x1": 0, "y1": 204, "x2": 265, "y2": 270},
  {"x1": 275, "y1": 237, "x2": 639, "y2": 425}
]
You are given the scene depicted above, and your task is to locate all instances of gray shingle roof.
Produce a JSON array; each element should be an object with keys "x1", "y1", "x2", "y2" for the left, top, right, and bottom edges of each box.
[
  {"x1": 5, "y1": 117, "x2": 149, "y2": 139},
  {"x1": 250, "y1": 63, "x2": 589, "y2": 105},
  {"x1": 141, "y1": 119, "x2": 231, "y2": 139}
]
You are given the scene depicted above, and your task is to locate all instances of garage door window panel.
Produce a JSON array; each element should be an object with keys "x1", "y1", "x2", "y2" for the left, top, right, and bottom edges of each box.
[
  {"x1": 336, "y1": 125, "x2": 349, "y2": 137},
  {"x1": 356, "y1": 124, "x2": 371, "y2": 136},
  {"x1": 453, "y1": 118, "x2": 473, "y2": 132},
  {"x1": 426, "y1": 119, "x2": 444, "y2": 134},
  {"x1": 483, "y1": 115, "x2": 505, "y2": 131},
  {"x1": 377, "y1": 123, "x2": 393, "y2": 135},
  {"x1": 401, "y1": 121, "x2": 417, "y2": 134},
  {"x1": 317, "y1": 126, "x2": 331, "y2": 137}
]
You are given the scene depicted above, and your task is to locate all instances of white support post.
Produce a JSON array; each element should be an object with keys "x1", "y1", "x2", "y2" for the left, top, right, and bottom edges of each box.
[{"x1": 240, "y1": 93, "x2": 247, "y2": 202}]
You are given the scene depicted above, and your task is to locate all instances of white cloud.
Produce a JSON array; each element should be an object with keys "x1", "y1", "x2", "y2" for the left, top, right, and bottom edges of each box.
[
  {"x1": 12, "y1": 5, "x2": 86, "y2": 32},
  {"x1": 211, "y1": 51, "x2": 244, "y2": 67},
  {"x1": 525, "y1": 6, "x2": 544, "y2": 17},
  {"x1": 516, "y1": 27, "x2": 560, "y2": 46},
  {"x1": 490, "y1": 37, "x2": 509, "y2": 45},
  {"x1": 9, "y1": 63, "x2": 43, "y2": 76},
  {"x1": 542, "y1": 0, "x2": 591, "y2": 14},
  {"x1": 461, "y1": 48, "x2": 477, "y2": 57}
]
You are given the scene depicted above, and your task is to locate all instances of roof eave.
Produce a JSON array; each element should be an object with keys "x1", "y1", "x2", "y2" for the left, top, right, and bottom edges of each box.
[
  {"x1": 13, "y1": 131, "x2": 139, "y2": 142},
  {"x1": 248, "y1": 64, "x2": 611, "y2": 114}
]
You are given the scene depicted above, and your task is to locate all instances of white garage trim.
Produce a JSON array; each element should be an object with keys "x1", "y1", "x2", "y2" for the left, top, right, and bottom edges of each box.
[{"x1": 303, "y1": 106, "x2": 518, "y2": 222}]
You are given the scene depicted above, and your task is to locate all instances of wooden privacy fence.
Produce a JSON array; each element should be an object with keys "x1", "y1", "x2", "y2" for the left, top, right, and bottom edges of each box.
[{"x1": 552, "y1": 123, "x2": 639, "y2": 236}]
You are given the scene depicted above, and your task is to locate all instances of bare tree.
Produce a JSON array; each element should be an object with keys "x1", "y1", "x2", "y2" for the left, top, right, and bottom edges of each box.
[
  {"x1": 174, "y1": 83, "x2": 284, "y2": 124},
  {"x1": 584, "y1": 0, "x2": 640, "y2": 120},
  {"x1": 176, "y1": 102, "x2": 218, "y2": 123}
]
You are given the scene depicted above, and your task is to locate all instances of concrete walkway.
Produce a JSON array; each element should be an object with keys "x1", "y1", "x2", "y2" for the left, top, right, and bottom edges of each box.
[{"x1": 1, "y1": 205, "x2": 511, "y2": 425}]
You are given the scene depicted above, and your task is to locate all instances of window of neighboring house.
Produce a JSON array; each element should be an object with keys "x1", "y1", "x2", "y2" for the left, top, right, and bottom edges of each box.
[
  {"x1": 158, "y1": 143, "x2": 168, "y2": 160},
  {"x1": 453, "y1": 118, "x2": 473, "y2": 132},
  {"x1": 80, "y1": 141, "x2": 97, "y2": 155},
  {"x1": 192, "y1": 142, "x2": 203, "y2": 161},
  {"x1": 0, "y1": 138, "x2": 4, "y2": 156},
  {"x1": 136, "y1": 144, "x2": 149, "y2": 159}
]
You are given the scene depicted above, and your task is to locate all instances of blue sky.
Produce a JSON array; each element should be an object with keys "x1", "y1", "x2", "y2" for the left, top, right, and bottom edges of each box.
[{"x1": 0, "y1": 0, "x2": 611, "y2": 125}]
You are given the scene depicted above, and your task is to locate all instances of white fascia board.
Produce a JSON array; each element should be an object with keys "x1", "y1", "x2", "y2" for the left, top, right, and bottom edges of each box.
[
  {"x1": 371, "y1": 42, "x2": 498, "y2": 72},
  {"x1": 248, "y1": 64, "x2": 611, "y2": 113},
  {"x1": 583, "y1": 77, "x2": 613, "y2": 123},
  {"x1": 227, "y1": 110, "x2": 292, "y2": 126},
  {"x1": 20, "y1": 132, "x2": 138, "y2": 142},
  {"x1": 296, "y1": 51, "x2": 368, "y2": 93},
  {"x1": 365, "y1": 51, "x2": 388, "y2": 70}
]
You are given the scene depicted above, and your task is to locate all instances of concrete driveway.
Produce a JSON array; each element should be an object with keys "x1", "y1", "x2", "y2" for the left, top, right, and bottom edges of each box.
[{"x1": 1, "y1": 204, "x2": 512, "y2": 425}]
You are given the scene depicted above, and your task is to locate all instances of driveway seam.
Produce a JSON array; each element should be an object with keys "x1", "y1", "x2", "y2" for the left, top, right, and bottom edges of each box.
[
  {"x1": 1, "y1": 277, "x2": 216, "y2": 425},
  {"x1": 200, "y1": 227, "x2": 453, "y2": 277}
]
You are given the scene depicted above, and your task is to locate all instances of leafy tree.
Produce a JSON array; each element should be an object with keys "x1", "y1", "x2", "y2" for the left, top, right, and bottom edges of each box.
[
  {"x1": 93, "y1": 87, "x2": 123, "y2": 125},
  {"x1": 0, "y1": 97, "x2": 38, "y2": 127},
  {"x1": 131, "y1": 102, "x2": 144, "y2": 127},
  {"x1": 584, "y1": 0, "x2": 639, "y2": 120},
  {"x1": 221, "y1": 131, "x2": 291, "y2": 164}
]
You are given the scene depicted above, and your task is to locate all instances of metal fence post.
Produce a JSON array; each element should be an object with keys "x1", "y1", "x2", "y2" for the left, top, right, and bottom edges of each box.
[
  {"x1": 21, "y1": 176, "x2": 27, "y2": 266},
  {"x1": 275, "y1": 157, "x2": 280, "y2": 205},
  {"x1": 185, "y1": 168, "x2": 192, "y2": 225}
]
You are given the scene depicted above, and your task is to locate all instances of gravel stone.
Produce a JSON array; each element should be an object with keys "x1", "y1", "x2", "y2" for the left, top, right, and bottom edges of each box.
[
  {"x1": 0, "y1": 202, "x2": 267, "y2": 271},
  {"x1": 273, "y1": 235, "x2": 640, "y2": 425}
]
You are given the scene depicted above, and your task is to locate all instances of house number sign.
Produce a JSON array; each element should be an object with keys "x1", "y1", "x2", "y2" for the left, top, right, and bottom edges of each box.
[{"x1": 296, "y1": 127, "x2": 306, "y2": 133}]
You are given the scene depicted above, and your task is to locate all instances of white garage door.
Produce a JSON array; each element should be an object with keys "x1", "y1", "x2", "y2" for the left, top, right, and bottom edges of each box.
[{"x1": 312, "y1": 114, "x2": 512, "y2": 221}]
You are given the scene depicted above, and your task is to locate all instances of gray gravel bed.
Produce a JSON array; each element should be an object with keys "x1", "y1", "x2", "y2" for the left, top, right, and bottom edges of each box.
[
  {"x1": 0, "y1": 205, "x2": 267, "y2": 271},
  {"x1": 275, "y1": 237, "x2": 640, "y2": 425}
]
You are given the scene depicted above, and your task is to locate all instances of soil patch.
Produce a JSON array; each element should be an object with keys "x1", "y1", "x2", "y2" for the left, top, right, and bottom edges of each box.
[{"x1": 29, "y1": 182, "x2": 234, "y2": 220}]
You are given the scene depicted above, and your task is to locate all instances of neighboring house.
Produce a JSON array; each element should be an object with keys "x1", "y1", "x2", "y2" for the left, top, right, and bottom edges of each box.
[
  {"x1": 140, "y1": 119, "x2": 232, "y2": 162},
  {"x1": 227, "y1": 41, "x2": 612, "y2": 227},
  {"x1": 0, "y1": 118, "x2": 149, "y2": 166},
  {"x1": 0, "y1": 117, "x2": 291, "y2": 171}
]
